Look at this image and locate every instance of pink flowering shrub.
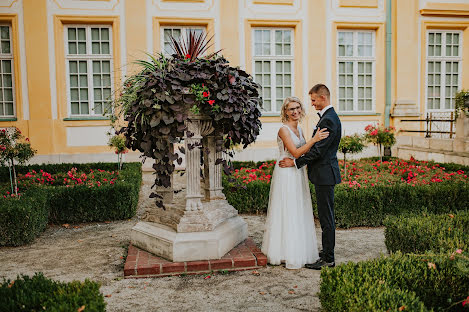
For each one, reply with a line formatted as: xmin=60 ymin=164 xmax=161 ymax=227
xmin=364 ymin=124 xmax=396 ymax=161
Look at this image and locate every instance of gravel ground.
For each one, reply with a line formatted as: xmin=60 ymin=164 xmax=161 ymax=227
xmin=0 ymin=171 xmax=388 ymax=312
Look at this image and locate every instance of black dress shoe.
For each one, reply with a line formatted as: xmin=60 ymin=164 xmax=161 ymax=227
xmin=305 ymin=259 xmax=335 ymax=270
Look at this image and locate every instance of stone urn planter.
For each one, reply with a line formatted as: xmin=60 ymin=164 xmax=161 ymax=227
xmin=130 ymin=114 xmax=248 ymax=262
xmin=115 ymin=31 xmax=261 ymax=262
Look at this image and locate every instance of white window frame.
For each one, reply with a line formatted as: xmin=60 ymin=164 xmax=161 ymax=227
xmin=252 ymin=27 xmax=295 ymax=115
xmin=336 ymin=30 xmax=376 ymax=113
xmin=425 ymin=30 xmax=462 ymax=112
xmin=64 ymin=24 xmax=114 ymax=117
xmin=0 ymin=24 xmax=15 ymax=118
xmin=160 ymin=26 xmax=206 ymax=56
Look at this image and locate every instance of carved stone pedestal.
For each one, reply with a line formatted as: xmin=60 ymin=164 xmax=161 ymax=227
xmin=131 ymin=214 xmax=247 ymax=262
xmin=131 ymin=114 xmax=248 ymax=262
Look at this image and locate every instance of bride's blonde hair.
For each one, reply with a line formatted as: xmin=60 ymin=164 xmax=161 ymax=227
xmin=280 ymin=97 xmax=306 ymax=123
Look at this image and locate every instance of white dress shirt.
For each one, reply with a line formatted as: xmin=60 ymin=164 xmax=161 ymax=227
xmin=318 ymin=104 xmax=333 ymax=117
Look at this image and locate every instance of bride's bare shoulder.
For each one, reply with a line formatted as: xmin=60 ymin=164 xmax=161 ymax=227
xmin=278 ymin=125 xmax=289 ymax=136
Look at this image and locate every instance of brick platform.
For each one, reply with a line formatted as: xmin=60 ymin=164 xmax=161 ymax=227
xmin=124 ymin=238 xmax=267 ymax=278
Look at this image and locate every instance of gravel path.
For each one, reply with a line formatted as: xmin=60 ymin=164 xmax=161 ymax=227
xmin=0 ymin=172 xmax=387 ymax=312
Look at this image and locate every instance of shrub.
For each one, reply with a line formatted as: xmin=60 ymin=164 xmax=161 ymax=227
xmin=222 ymin=178 xmax=271 ymax=214
xmin=0 ymin=187 xmax=48 ymax=246
xmin=364 ymin=124 xmax=396 ymax=162
xmin=339 ymin=134 xmax=365 ymax=177
xmin=0 ymin=162 xmax=142 ymax=245
xmin=223 ymin=178 xmax=468 ymax=228
xmin=335 ymin=181 xmax=469 ymax=228
xmin=0 ymin=127 xmax=36 ymax=196
xmin=47 ymin=163 xmax=142 ymax=223
xmin=319 ymin=252 xmax=469 ymax=312
xmin=0 ymin=273 xmax=106 ymax=312
xmin=384 ymin=211 xmax=469 ymax=254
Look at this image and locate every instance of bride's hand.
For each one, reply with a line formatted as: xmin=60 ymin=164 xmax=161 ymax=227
xmin=313 ymin=127 xmax=329 ymax=143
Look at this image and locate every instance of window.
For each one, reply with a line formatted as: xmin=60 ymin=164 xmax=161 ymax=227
xmin=252 ymin=28 xmax=294 ymax=113
xmin=0 ymin=25 xmax=14 ymax=117
xmin=426 ymin=31 xmax=461 ymax=111
xmin=161 ymin=27 xmax=205 ymax=55
xmin=337 ymin=30 xmax=375 ymax=112
xmin=65 ymin=25 xmax=113 ymax=116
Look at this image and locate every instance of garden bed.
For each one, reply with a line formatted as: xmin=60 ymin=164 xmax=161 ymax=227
xmin=0 ymin=162 xmax=142 ymax=246
xmin=223 ymin=158 xmax=469 ymax=227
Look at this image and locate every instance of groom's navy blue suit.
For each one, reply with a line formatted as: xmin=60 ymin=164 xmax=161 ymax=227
xmin=295 ymin=107 xmax=341 ymax=262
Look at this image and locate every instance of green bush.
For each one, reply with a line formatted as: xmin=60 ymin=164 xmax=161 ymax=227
xmin=334 ymin=181 xmax=469 ymax=228
xmin=0 ymin=187 xmax=49 ymax=246
xmin=222 ymin=178 xmax=271 ymax=214
xmin=319 ymin=252 xmax=469 ymax=312
xmin=223 ymin=178 xmax=469 ymax=228
xmin=384 ymin=211 xmax=469 ymax=254
xmin=0 ymin=273 xmax=106 ymax=312
xmin=48 ymin=162 xmax=142 ymax=223
xmin=0 ymin=162 xmax=142 ymax=245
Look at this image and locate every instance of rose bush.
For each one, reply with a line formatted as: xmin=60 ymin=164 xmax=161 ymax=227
xmin=364 ymin=124 xmax=396 ymax=161
xmin=228 ymin=158 xmax=468 ymax=187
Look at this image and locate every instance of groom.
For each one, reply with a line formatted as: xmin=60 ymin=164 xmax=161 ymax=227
xmin=279 ymin=84 xmax=341 ymax=269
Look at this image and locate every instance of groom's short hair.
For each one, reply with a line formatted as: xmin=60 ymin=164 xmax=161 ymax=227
xmin=309 ymin=84 xmax=330 ymax=99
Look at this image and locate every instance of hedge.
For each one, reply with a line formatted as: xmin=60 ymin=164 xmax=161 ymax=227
xmin=384 ymin=211 xmax=469 ymax=254
xmin=47 ymin=162 xmax=142 ymax=223
xmin=0 ymin=187 xmax=49 ymax=246
xmin=0 ymin=273 xmax=106 ymax=312
xmin=223 ymin=178 xmax=469 ymax=228
xmin=0 ymin=162 xmax=142 ymax=246
xmin=319 ymin=252 xmax=469 ymax=312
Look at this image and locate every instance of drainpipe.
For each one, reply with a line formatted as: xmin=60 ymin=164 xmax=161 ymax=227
xmin=385 ymin=0 xmax=392 ymax=127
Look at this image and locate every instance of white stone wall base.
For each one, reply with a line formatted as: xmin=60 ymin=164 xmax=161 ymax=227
xmin=130 ymin=216 xmax=248 ymax=262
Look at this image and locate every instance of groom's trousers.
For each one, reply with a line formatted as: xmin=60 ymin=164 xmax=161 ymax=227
xmin=314 ymin=184 xmax=335 ymax=262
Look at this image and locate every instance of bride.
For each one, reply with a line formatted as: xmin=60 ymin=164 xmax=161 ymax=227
xmin=261 ymin=96 xmax=329 ymax=269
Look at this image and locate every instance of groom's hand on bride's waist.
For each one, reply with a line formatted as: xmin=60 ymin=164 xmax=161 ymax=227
xmin=279 ymin=157 xmax=295 ymax=168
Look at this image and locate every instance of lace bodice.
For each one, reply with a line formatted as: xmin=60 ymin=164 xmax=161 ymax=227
xmin=277 ymin=124 xmax=306 ymax=158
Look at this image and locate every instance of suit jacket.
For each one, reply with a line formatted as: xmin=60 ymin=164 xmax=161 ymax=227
xmin=296 ymin=107 xmax=342 ymax=185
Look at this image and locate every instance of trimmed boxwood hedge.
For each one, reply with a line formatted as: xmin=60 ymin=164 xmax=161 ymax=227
xmin=384 ymin=211 xmax=469 ymax=254
xmin=223 ymin=177 xmax=469 ymax=228
xmin=0 ymin=273 xmax=106 ymax=312
xmin=0 ymin=162 xmax=142 ymax=246
xmin=0 ymin=187 xmax=49 ymax=246
xmin=47 ymin=162 xmax=142 ymax=223
xmin=319 ymin=252 xmax=469 ymax=312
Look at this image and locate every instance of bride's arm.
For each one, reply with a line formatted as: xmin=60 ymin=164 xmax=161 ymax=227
xmin=278 ymin=127 xmax=329 ymax=159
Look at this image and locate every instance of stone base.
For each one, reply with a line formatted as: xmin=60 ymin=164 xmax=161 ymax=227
xmin=130 ymin=216 xmax=248 ymax=262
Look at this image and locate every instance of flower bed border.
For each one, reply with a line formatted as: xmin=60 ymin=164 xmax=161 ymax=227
xmin=0 ymin=162 xmax=142 ymax=246
xmin=224 ymin=158 xmax=469 ymax=228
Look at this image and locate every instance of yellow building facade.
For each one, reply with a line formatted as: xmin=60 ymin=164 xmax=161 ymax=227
xmin=0 ymin=0 xmax=468 ymax=163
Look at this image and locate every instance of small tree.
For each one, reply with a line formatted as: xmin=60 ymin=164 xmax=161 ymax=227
xmin=455 ymin=89 xmax=469 ymax=118
xmin=339 ymin=134 xmax=365 ymax=177
xmin=108 ymin=134 xmax=128 ymax=171
xmin=364 ymin=124 xmax=396 ymax=162
xmin=0 ymin=127 xmax=36 ymax=195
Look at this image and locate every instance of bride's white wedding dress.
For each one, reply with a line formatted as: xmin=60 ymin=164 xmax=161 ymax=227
xmin=261 ymin=124 xmax=319 ymax=269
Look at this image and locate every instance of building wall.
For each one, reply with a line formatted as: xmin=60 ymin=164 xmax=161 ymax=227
xmin=0 ymin=0 xmax=468 ymax=164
